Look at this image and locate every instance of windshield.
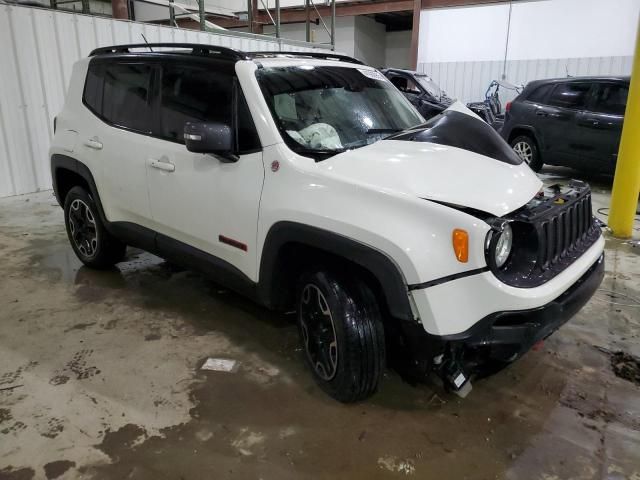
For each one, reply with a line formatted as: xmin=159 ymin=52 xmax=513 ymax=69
xmin=256 ymin=66 xmax=425 ymax=159
xmin=415 ymin=75 xmax=445 ymax=100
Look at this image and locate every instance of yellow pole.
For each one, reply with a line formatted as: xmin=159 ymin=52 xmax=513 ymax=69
xmin=608 ymin=16 xmax=640 ymax=238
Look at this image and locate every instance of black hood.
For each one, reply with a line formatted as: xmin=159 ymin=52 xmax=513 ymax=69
xmin=387 ymin=110 xmax=523 ymax=166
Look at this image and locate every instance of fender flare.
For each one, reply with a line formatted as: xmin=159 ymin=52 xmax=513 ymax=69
xmin=508 ymin=125 xmax=544 ymax=151
xmin=258 ymin=222 xmax=414 ymax=321
xmin=51 ymin=154 xmax=109 ymax=226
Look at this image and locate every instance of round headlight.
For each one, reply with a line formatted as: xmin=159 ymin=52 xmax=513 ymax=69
xmin=494 ymin=223 xmax=513 ymax=268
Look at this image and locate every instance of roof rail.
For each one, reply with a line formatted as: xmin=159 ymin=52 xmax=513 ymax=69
xmin=247 ymin=51 xmax=364 ymax=65
xmin=89 ymin=43 xmax=250 ymax=61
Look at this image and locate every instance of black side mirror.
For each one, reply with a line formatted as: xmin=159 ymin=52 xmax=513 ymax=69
xmin=184 ymin=122 xmax=238 ymax=162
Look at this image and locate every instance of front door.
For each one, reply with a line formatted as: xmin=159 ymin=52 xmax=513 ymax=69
xmin=145 ymin=61 xmax=264 ymax=281
xmin=575 ymin=81 xmax=628 ymax=173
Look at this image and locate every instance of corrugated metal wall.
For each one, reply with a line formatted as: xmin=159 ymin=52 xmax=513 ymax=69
xmin=0 ymin=5 xmax=328 ymax=198
xmin=418 ymin=56 xmax=634 ymax=105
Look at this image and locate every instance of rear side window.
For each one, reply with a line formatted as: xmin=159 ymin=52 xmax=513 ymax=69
xmin=102 ymin=63 xmax=154 ymax=132
xmin=84 ymin=62 xmax=154 ymax=133
xmin=526 ymin=84 xmax=553 ymax=104
xmin=590 ymin=83 xmax=628 ymax=115
xmin=159 ymin=65 xmax=232 ymax=143
xmin=547 ymin=82 xmax=591 ymax=109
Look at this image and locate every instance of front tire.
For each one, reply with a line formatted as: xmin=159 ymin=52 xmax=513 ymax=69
xmin=511 ymin=135 xmax=543 ymax=172
xmin=296 ymin=270 xmax=385 ymax=403
xmin=63 ymin=186 xmax=126 ymax=269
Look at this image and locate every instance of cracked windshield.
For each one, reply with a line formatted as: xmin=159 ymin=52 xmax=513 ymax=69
xmin=256 ymin=65 xmax=425 ymax=158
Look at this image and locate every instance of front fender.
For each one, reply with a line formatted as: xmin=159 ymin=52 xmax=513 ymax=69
xmin=259 ymin=221 xmax=414 ymax=321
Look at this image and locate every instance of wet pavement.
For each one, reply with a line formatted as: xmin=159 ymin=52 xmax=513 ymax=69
xmin=0 ymin=168 xmax=639 ymax=480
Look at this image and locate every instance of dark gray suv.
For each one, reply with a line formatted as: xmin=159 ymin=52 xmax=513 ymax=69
xmin=501 ymin=76 xmax=629 ymax=173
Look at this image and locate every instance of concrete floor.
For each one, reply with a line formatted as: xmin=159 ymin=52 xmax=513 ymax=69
xmin=0 ymin=168 xmax=639 ymax=480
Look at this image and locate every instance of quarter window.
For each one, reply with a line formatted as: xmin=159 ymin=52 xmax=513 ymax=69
xmin=101 ymin=63 xmax=154 ymax=132
xmin=591 ymin=83 xmax=628 ymax=115
xmin=236 ymin=90 xmax=261 ymax=152
xmin=547 ymin=83 xmax=591 ymax=109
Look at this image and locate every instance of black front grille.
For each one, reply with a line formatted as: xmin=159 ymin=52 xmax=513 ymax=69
xmin=490 ymin=180 xmax=601 ymax=288
xmin=536 ymin=193 xmax=594 ymax=271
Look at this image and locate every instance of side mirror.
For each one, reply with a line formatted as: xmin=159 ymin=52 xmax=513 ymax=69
xmin=184 ymin=122 xmax=238 ymax=162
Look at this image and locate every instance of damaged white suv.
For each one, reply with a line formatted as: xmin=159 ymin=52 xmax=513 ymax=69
xmin=50 ymin=44 xmax=604 ymax=402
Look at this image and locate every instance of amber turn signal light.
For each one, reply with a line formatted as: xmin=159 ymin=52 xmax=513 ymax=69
xmin=452 ymin=229 xmax=469 ymax=263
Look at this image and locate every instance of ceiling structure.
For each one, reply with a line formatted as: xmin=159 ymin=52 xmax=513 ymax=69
xmin=171 ymin=0 xmax=512 ymax=32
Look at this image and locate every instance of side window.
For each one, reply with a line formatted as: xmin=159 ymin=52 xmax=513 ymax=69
xmin=83 ymin=62 xmax=104 ymax=115
xmin=102 ymin=63 xmax=153 ymax=132
xmin=159 ymin=65 xmax=232 ymax=143
xmin=547 ymin=82 xmax=591 ymax=109
xmin=390 ymin=75 xmax=420 ymax=95
xmin=389 ymin=75 xmax=408 ymax=91
xmin=590 ymin=83 xmax=628 ymax=115
xmin=526 ymin=84 xmax=553 ymax=104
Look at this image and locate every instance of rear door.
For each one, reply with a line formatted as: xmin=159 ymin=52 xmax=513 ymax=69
xmin=575 ymin=81 xmax=628 ymax=173
xmin=538 ymin=81 xmax=591 ymax=167
xmin=84 ymin=60 xmax=156 ymax=228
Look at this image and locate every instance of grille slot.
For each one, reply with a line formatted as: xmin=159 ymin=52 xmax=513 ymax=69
xmin=537 ymin=194 xmax=594 ymax=271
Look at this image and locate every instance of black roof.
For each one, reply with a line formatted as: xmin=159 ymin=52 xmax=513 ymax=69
xmin=89 ymin=43 xmax=363 ymax=65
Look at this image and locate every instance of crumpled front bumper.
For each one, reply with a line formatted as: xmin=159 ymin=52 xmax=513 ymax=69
xmin=450 ymin=253 xmax=604 ymax=362
xmin=391 ymin=252 xmax=604 ymax=385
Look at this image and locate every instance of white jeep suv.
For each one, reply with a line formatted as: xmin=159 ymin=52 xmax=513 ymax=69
xmin=50 ymin=44 xmax=605 ymax=402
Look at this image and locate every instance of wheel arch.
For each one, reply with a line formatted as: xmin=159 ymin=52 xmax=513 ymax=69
xmin=508 ymin=126 xmax=542 ymax=151
xmin=257 ymin=222 xmax=414 ymax=322
xmin=51 ymin=154 xmax=108 ymax=226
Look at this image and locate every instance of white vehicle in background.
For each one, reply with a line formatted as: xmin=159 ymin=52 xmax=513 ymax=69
xmin=50 ymin=44 xmax=604 ymax=402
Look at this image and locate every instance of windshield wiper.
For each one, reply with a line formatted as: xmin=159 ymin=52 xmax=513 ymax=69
xmin=290 ymin=145 xmax=346 ymax=161
xmin=366 ymin=128 xmax=403 ymax=135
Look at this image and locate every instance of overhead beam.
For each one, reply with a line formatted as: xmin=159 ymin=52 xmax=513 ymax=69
xmin=421 ymin=0 xmax=510 ymax=8
xmin=212 ymin=0 xmax=413 ymax=28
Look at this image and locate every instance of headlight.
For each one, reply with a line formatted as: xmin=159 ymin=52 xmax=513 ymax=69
xmin=493 ymin=223 xmax=513 ymax=268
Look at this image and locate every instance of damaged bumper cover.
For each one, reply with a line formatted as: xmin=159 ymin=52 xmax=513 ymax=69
xmin=393 ymin=253 xmax=604 ymax=386
xmin=447 ymin=253 xmax=604 ymax=361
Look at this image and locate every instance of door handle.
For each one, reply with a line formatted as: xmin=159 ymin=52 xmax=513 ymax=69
xmin=149 ymin=159 xmax=175 ymax=172
xmin=535 ymin=110 xmax=548 ymax=117
xmin=84 ymin=137 xmax=103 ymax=150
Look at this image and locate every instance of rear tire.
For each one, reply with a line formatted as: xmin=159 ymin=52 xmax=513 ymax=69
xmin=511 ymin=135 xmax=543 ymax=172
xmin=296 ymin=270 xmax=385 ymax=403
xmin=63 ymin=186 xmax=126 ymax=269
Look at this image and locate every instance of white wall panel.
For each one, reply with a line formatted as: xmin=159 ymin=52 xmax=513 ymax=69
xmin=419 ymin=56 xmax=633 ymax=105
xmin=419 ymin=0 xmax=640 ymax=64
xmin=417 ymin=0 xmax=638 ymax=105
xmin=0 ymin=5 xmax=328 ymax=198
